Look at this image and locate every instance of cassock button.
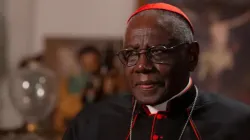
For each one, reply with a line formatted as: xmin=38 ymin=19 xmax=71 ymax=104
xmin=156 ymin=114 xmax=164 ymax=119
xmin=153 ymin=134 xmax=159 ymax=140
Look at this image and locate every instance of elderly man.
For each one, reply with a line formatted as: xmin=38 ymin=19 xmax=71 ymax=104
xmin=63 ymin=3 xmax=250 ymax=140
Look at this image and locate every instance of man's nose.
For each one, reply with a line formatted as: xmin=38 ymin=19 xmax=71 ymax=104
xmin=134 ymin=53 xmax=153 ymax=73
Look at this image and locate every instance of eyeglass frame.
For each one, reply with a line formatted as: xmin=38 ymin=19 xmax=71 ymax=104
xmin=116 ymin=42 xmax=195 ymax=67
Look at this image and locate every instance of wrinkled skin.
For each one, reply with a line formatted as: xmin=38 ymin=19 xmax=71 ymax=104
xmin=123 ymin=14 xmax=199 ymax=105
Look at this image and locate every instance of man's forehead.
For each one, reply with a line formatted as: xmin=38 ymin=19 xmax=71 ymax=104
xmin=128 ymin=28 xmax=154 ymax=37
xmin=125 ymin=23 xmax=169 ymax=39
xmin=124 ymin=26 xmax=172 ymax=47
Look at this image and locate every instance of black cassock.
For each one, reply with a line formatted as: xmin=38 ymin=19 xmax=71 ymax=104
xmin=63 ymin=85 xmax=250 ymax=140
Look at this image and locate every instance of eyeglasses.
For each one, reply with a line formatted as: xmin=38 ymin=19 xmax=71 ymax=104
xmin=116 ymin=42 xmax=190 ymax=67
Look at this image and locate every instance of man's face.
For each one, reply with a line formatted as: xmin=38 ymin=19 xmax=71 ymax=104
xmin=80 ymin=53 xmax=100 ymax=73
xmin=123 ymin=14 xmax=198 ymax=105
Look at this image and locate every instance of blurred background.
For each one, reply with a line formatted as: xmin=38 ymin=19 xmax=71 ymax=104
xmin=0 ymin=0 xmax=249 ymax=139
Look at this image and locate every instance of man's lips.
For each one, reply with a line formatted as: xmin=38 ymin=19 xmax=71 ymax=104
xmin=135 ymin=81 xmax=163 ymax=90
xmin=138 ymin=84 xmax=155 ymax=89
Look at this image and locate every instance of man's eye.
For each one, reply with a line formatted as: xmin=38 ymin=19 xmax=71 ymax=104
xmin=151 ymin=48 xmax=168 ymax=55
xmin=151 ymin=50 xmax=164 ymax=55
xmin=124 ymin=51 xmax=137 ymax=58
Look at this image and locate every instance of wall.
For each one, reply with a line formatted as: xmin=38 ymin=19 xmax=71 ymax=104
xmin=33 ymin=0 xmax=136 ymax=54
xmin=5 ymin=0 xmax=136 ymax=69
xmin=5 ymin=0 xmax=34 ymax=70
xmin=0 ymin=0 xmax=6 ymax=76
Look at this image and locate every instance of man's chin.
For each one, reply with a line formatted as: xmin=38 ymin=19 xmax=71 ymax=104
xmin=134 ymin=94 xmax=161 ymax=105
xmin=132 ymin=87 xmax=166 ymax=105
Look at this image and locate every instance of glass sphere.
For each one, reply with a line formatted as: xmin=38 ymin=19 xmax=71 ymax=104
xmin=8 ymin=67 xmax=57 ymax=123
xmin=0 ymin=75 xmax=24 ymax=130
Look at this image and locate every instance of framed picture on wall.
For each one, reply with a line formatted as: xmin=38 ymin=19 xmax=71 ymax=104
xmin=44 ymin=37 xmax=123 ymax=75
xmin=44 ymin=37 xmax=129 ymax=133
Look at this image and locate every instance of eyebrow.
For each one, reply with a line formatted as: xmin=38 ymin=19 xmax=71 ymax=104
xmin=123 ymin=44 xmax=140 ymax=50
xmin=123 ymin=43 xmax=173 ymax=50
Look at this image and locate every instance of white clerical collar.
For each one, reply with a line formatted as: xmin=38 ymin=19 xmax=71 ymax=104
xmin=146 ymin=77 xmax=193 ymax=114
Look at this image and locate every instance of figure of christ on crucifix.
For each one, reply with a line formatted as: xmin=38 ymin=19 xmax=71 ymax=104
xmin=194 ymin=10 xmax=250 ymax=92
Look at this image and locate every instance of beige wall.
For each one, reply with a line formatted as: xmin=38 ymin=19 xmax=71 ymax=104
xmin=34 ymin=0 xmax=136 ymax=53
xmin=5 ymin=0 xmax=35 ymax=70
xmin=0 ymin=0 xmax=6 ymax=76
xmin=5 ymin=0 xmax=136 ymax=69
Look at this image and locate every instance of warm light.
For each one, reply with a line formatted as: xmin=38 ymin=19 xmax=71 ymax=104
xmin=37 ymin=88 xmax=45 ymax=97
xmin=27 ymin=123 xmax=37 ymax=132
xmin=22 ymin=81 xmax=30 ymax=89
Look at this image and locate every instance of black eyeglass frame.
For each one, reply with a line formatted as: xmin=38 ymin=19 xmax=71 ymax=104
xmin=116 ymin=42 xmax=195 ymax=67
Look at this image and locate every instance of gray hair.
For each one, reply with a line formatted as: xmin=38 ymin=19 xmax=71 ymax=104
xmin=127 ymin=10 xmax=194 ymax=44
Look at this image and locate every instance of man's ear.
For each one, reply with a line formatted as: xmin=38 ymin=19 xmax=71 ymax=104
xmin=188 ymin=41 xmax=199 ymax=72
